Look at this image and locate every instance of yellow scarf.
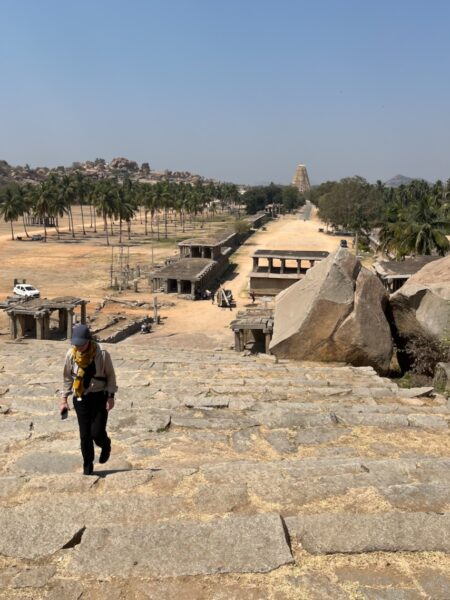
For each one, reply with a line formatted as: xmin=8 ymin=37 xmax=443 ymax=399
xmin=72 ymin=341 xmax=97 ymax=398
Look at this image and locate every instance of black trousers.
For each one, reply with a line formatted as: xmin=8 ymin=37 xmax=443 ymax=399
xmin=73 ymin=391 xmax=110 ymax=467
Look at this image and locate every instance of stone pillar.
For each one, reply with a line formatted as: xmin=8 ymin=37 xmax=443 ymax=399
xmin=310 ymin=260 xmax=315 ymax=269
xmin=9 ymin=315 xmax=17 ymax=340
xmin=36 ymin=316 xmax=44 ymax=340
xmin=66 ymin=309 xmax=74 ymax=340
xmin=201 ymin=248 xmax=205 ymax=258
xmin=252 ymin=257 xmax=258 ymax=271
xmin=280 ymin=260 xmax=285 ymax=274
xmin=17 ymin=315 xmax=27 ymax=338
xmin=177 ymin=280 xmax=182 ymax=294
xmin=268 ymin=258 xmax=273 ymax=273
xmin=265 ymin=333 xmax=272 ymax=354
xmin=153 ymin=297 xmax=159 ymax=323
xmin=234 ymin=331 xmax=241 ymax=351
xmin=42 ymin=314 xmax=50 ymax=339
xmin=80 ymin=303 xmax=87 ymax=324
xmin=190 ymin=281 xmax=195 ymax=297
xmin=296 ymin=260 xmax=301 ymax=274
xmin=58 ymin=309 xmax=67 ymax=332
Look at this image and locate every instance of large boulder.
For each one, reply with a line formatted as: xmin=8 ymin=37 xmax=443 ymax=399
xmin=269 ymin=248 xmax=393 ymax=374
xmin=390 ymin=254 xmax=450 ymax=340
xmin=389 ymin=255 xmax=450 ymax=371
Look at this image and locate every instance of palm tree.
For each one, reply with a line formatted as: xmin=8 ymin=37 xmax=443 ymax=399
xmin=48 ymin=191 xmax=69 ymax=240
xmin=72 ymin=171 xmax=88 ymax=235
xmin=59 ymin=174 xmax=77 ymax=238
xmin=140 ymin=183 xmax=154 ymax=236
xmin=379 ymin=181 xmax=450 ymax=258
xmin=93 ymin=180 xmax=116 ymax=246
xmin=33 ymin=180 xmax=55 ymax=242
xmin=20 ymin=184 xmax=34 ymax=238
xmin=153 ymin=182 xmax=164 ymax=240
xmin=0 ymin=185 xmax=21 ymax=240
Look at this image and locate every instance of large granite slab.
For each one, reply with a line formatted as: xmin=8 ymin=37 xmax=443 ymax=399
xmin=286 ymin=512 xmax=450 ymax=553
xmin=69 ymin=513 xmax=293 ymax=577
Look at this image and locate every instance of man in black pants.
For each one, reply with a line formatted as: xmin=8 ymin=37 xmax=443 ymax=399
xmin=60 ymin=324 xmax=118 ymax=475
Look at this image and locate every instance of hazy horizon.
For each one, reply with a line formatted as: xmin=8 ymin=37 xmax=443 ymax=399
xmin=2 ymin=0 xmax=450 ymax=185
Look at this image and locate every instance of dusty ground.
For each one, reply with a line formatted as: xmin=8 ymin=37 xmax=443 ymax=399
xmin=0 ymin=206 xmax=350 ymax=347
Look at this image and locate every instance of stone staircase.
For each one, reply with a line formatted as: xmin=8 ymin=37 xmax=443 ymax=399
xmin=1 ymin=339 xmax=450 ymax=599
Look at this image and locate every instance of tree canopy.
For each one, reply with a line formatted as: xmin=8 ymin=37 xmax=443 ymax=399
xmin=243 ymin=183 xmax=305 ymax=214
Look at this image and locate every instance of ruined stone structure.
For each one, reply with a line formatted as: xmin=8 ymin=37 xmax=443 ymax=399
xmin=5 ymin=296 xmax=88 ymax=340
xmin=152 ymin=231 xmax=235 ymax=299
xmin=24 ymin=215 xmax=56 ymax=227
xmin=264 ymin=203 xmax=282 ymax=217
xmin=230 ymin=308 xmax=274 ymax=353
xmin=374 ymin=256 xmax=441 ymax=293
xmin=178 ymin=232 xmax=235 ymax=260
xmin=249 ymin=250 xmax=329 ymax=296
xmin=291 ymin=163 xmax=310 ymax=193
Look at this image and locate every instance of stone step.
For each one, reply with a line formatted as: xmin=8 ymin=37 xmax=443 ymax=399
xmin=1 ymin=338 xmax=449 ymax=599
xmin=286 ymin=512 xmax=450 ymax=554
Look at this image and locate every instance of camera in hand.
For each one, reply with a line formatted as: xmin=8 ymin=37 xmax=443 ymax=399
xmin=60 ymin=406 xmax=68 ymax=420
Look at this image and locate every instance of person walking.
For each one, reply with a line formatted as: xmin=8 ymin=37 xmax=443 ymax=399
xmin=60 ymin=324 xmax=118 ymax=475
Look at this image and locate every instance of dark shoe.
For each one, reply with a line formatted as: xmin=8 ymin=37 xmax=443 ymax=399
xmin=99 ymin=442 xmax=111 ymax=464
xmin=83 ymin=463 xmax=94 ymax=476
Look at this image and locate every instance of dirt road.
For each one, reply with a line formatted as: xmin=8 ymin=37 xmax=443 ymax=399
xmin=0 ymin=207 xmax=350 ymax=347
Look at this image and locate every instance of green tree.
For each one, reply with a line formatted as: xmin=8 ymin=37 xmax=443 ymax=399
xmin=33 ymin=179 xmax=56 ymax=242
xmin=93 ymin=180 xmax=116 ymax=246
xmin=72 ymin=171 xmax=89 ymax=235
xmin=0 ymin=185 xmax=21 ymax=240
xmin=380 ymin=180 xmax=450 ymax=258
xmin=282 ymin=186 xmax=304 ymax=212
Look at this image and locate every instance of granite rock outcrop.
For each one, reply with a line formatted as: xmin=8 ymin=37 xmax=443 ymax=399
xmin=269 ymin=248 xmax=393 ymax=374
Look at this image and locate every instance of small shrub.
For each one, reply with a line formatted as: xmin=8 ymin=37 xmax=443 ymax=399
xmin=402 ymin=334 xmax=449 ymax=377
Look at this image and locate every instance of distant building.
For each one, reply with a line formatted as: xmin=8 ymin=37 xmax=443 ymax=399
xmin=151 ymin=230 xmax=235 ymax=299
xmin=249 ymin=249 xmax=329 ymax=296
xmin=374 ymin=256 xmax=441 ymax=293
xmin=291 ymin=164 xmax=310 ymax=194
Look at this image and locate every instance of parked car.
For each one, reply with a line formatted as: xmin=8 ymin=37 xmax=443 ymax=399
xmin=340 ymin=239 xmax=348 ymax=248
xmin=13 ymin=284 xmax=40 ymax=298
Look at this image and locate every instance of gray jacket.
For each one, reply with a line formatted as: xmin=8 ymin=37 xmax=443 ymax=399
xmin=62 ymin=343 xmax=118 ymax=398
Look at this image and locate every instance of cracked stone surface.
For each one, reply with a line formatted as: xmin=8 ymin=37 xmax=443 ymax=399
xmin=1 ymin=339 xmax=450 ymax=598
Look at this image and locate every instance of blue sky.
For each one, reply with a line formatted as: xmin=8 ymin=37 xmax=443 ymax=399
xmin=1 ymin=0 xmax=450 ymax=185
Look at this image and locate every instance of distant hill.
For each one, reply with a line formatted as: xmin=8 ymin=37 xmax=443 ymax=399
xmin=384 ymin=174 xmax=415 ymax=188
xmin=0 ymin=157 xmax=212 ymax=188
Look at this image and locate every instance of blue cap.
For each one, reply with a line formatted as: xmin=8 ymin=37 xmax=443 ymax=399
xmin=71 ymin=324 xmax=91 ymax=346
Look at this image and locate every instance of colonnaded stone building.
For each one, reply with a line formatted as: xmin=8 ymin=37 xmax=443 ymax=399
xmin=291 ymin=163 xmax=310 ymax=193
xmin=151 ymin=230 xmax=236 ymax=298
xmin=249 ymin=249 xmax=329 ymax=296
xmin=152 ymin=213 xmax=268 ymax=299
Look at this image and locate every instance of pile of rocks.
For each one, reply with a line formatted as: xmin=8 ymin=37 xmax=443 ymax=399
xmin=270 ymin=249 xmax=450 ymax=378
